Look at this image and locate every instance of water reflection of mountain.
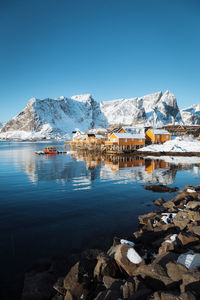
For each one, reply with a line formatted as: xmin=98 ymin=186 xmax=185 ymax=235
xmin=2 ymin=144 xmax=200 ymax=187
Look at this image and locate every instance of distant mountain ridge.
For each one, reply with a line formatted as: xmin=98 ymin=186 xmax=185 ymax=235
xmin=0 ymin=90 xmax=199 ymax=139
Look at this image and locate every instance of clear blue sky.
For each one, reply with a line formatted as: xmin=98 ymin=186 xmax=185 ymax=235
xmin=0 ymin=0 xmax=200 ymax=121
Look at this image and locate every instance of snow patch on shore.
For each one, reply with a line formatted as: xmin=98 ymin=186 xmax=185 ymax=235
xmin=140 ymin=137 xmax=200 ymax=153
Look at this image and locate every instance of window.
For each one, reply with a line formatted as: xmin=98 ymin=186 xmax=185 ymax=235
xmin=124 ymin=138 xmax=127 ymax=142
xmin=157 ymin=135 xmax=160 ymax=138
xmin=138 ymin=139 xmax=142 ymax=142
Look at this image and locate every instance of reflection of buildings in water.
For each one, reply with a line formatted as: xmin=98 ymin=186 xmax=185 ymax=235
xmin=5 ymin=145 xmax=200 ymax=187
xmin=101 ymin=157 xmax=176 ymax=185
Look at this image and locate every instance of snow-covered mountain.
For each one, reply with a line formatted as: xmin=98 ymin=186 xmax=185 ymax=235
xmin=0 ymin=90 xmax=199 ymax=140
xmin=0 ymin=122 xmax=3 ymax=130
xmin=0 ymin=94 xmax=107 ymax=140
xmin=100 ymin=90 xmax=181 ymax=127
xmin=180 ymin=104 xmax=200 ymax=125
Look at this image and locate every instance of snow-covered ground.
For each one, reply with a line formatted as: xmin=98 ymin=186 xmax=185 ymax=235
xmin=140 ymin=137 xmax=200 ymax=153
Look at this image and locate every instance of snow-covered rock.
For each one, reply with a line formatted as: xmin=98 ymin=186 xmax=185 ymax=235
xmin=180 ymin=104 xmax=200 ymax=125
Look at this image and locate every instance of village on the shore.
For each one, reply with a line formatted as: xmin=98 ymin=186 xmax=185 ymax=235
xmin=65 ymin=125 xmax=200 ymax=154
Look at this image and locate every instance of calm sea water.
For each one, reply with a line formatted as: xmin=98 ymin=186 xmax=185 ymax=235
xmin=0 ymin=141 xmax=200 ymax=296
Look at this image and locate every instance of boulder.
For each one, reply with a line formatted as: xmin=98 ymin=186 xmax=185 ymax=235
xmin=158 ymin=240 xmax=175 ymax=255
xmin=186 ymin=201 xmax=200 ymax=210
xmin=102 ymin=276 xmax=123 ymax=290
xmin=187 ymin=223 xmax=200 ymax=236
xmin=177 ymin=233 xmax=199 ymax=246
xmin=166 ymin=261 xmax=188 ymax=282
xmin=63 ymin=257 xmax=98 ymax=299
xmin=133 ymin=252 xmax=179 ymax=290
xmin=153 ymin=198 xmax=165 ymax=206
xmin=163 ymin=200 xmax=175 ymax=209
xmin=93 ymin=253 xmax=121 ymax=281
xmin=113 ymin=244 xmax=143 ymax=276
xmin=138 ymin=212 xmax=157 ymax=226
xmin=180 ymin=270 xmax=200 ymax=296
xmin=64 ymin=257 xmax=97 ymax=290
xmin=173 ymin=212 xmax=191 ymax=230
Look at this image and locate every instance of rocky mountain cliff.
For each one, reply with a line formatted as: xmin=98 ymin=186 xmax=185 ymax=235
xmin=0 ymin=90 xmax=199 ymax=139
xmin=180 ymin=104 xmax=200 ymax=125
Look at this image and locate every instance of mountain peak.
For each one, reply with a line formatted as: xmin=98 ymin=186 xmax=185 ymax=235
xmin=71 ymin=94 xmax=93 ymax=103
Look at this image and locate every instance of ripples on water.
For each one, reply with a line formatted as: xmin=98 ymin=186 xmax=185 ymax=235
xmin=0 ymin=141 xmax=200 ymax=297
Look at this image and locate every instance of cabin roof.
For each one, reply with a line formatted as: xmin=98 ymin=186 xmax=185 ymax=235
xmin=108 ymin=127 xmax=123 ymax=134
xmin=113 ymin=133 xmax=145 ymax=139
xmin=148 ymin=129 xmax=170 ymax=135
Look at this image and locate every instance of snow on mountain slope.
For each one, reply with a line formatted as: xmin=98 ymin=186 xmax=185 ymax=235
xmin=0 ymin=90 xmax=198 ymax=140
xmin=0 ymin=95 xmax=108 ymax=140
xmin=180 ymin=104 xmax=200 ymax=125
xmin=100 ymin=90 xmax=181 ymax=126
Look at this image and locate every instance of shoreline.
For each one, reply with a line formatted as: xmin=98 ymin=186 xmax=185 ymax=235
xmin=21 ymin=184 xmax=200 ymax=300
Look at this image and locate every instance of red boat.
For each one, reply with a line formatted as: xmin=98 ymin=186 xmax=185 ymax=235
xmin=43 ymin=146 xmax=58 ymax=154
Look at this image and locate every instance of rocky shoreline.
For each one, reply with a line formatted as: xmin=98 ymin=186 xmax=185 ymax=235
xmin=21 ymin=185 xmax=200 ymax=300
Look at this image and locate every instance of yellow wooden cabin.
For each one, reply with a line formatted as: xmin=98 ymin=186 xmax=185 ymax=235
xmin=105 ymin=132 xmax=145 ymax=151
xmin=145 ymin=129 xmax=170 ymax=144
